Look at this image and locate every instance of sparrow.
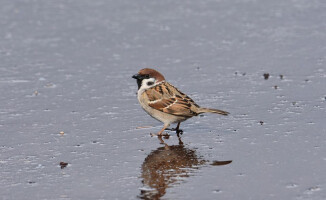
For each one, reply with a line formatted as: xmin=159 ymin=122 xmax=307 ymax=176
xmin=132 ymin=68 xmax=229 ymax=136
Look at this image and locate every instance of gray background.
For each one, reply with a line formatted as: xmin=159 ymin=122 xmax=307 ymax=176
xmin=1 ymin=0 xmax=325 ymax=199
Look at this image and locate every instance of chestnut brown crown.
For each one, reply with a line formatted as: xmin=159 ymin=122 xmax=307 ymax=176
xmin=138 ymin=68 xmax=165 ymax=82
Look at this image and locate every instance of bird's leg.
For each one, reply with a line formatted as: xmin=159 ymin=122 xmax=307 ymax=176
xmin=175 ymin=122 xmax=181 ymax=132
xmin=158 ymin=124 xmax=170 ymax=136
xmin=166 ymin=122 xmax=183 ymax=135
xmin=150 ymin=124 xmax=170 ymax=137
xmin=175 ymin=122 xmax=183 ymax=136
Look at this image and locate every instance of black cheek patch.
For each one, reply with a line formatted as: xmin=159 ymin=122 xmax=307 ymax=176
xmin=147 ymin=81 xmax=154 ymax=86
xmin=137 ymin=79 xmax=142 ymax=89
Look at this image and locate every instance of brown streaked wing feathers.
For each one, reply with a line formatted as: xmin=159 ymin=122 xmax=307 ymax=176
xmin=146 ymin=82 xmax=199 ymax=117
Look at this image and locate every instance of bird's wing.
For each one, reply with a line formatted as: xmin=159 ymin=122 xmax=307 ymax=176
xmin=145 ymin=82 xmax=199 ymax=117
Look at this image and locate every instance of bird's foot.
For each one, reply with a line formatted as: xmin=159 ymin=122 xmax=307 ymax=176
xmin=166 ymin=128 xmax=183 ymax=135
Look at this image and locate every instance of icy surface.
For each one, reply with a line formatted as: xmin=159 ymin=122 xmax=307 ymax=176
xmin=0 ymin=0 xmax=326 ymax=200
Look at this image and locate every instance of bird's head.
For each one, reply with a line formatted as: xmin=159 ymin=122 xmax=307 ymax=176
xmin=132 ymin=68 xmax=165 ymax=90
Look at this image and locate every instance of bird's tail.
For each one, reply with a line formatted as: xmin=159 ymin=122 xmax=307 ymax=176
xmin=197 ymin=107 xmax=229 ymax=116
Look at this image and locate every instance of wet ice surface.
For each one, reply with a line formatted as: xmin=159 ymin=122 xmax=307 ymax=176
xmin=1 ymin=0 xmax=326 ymax=199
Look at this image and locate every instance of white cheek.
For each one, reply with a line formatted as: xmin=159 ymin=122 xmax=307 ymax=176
xmin=138 ymin=78 xmax=156 ymax=95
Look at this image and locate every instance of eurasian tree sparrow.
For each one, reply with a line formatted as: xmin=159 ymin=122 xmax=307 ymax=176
xmin=132 ymin=68 xmax=229 ymax=136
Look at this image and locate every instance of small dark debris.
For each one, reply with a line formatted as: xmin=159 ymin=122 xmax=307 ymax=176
xmin=305 ymin=79 xmax=309 ymax=82
xmin=60 ymin=162 xmax=68 ymax=169
xmin=28 ymin=181 xmax=36 ymax=184
xmin=235 ymin=72 xmax=246 ymax=76
xmin=292 ymin=102 xmax=296 ymax=106
xmin=233 ymin=129 xmax=237 ymax=132
xmin=196 ymin=67 xmax=200 ymax=70
xmin=260 ymin=121 xmax=264 ymax=125
xmin=199 ymin=114 xmax=204 ymax=117
xmin=263 ymin=73 xmax=270 ymax=80
xmin=280 ymin=75 xmax=284 ymax=80
xmin=210 ymin=160 xmax=232 ymax=166
xmin=92 ymin=140 xmax=98 ymax=144
xmin=274 ymin=85 xmax=278 ymax=89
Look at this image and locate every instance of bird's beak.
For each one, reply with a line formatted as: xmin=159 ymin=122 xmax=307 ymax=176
xmin=132 ymin=74 xmax=142 ymax=80
xmin=132 ymin=74 xmax=144 ymax=89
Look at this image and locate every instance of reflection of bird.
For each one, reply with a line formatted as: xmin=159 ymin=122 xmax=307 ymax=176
xmin=139 ymin=140 xmax=205 ymax=200
xmin=132 ymin=68 xmax=229 ymax=136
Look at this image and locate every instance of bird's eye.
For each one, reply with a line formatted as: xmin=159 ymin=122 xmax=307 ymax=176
xmin=145 ymin=74 xmax=150 ymax=78
xmin=147 ymin=81 xmax=154 ymax=86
